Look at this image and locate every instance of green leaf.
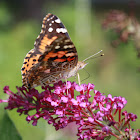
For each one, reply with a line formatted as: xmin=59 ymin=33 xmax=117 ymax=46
xmin=0 ymin=111 xmax=22 ymax=140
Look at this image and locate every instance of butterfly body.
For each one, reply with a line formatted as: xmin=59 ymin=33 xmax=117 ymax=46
xmin=21 ymin=13 xmax=86 ymax=89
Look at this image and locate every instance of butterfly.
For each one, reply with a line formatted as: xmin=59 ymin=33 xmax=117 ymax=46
xmin=21 ymin=13 xmax=87 ymax=89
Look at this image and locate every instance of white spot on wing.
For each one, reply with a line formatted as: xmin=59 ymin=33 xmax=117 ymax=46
xmin=40 ymin=29 xmax=44 ymax=34
xmin=64 ymin=39 xmax=70 ymax=43
xmin=64 ymin=45 xmax=74 ymax=49
xmin=55 ymin=18 xmax=61 ymax=23
xmin=42 ymin=24 xmax=45 ymax=28
xmin=48 ymin=27 xmax=53 ymax=32
xmin=65 ymin=53 xmax=75 ymax=57
xmin=37 ymin=35 xmax=40 ymax=39
xmin=55 ymin=46 xmax=60 ymax=49
xmin=56 ymin=28 xmax=67 ymax=33
xmin=49 ymin=23 xmax=52 ymax=26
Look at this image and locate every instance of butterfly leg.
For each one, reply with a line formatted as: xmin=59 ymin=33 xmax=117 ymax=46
xmin=77 ymin=73 xmax=81 ymax=85
xmin=65 ymin=78 xmax=68 ymax=94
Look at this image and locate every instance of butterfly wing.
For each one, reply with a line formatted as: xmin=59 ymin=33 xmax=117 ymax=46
xmin=21 ymin=13 xmax=78 ymax=89
xmin=34 ymin=13 xmax=70 ymax=52
xmin=26 ymin=36 xmax=78 ymax=88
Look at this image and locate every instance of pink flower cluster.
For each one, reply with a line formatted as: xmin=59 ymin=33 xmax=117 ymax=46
xmin=1 ymin=81 xmax=140 ymax=139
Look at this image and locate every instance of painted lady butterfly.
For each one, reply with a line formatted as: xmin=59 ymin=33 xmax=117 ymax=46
xmin=21 ymin=13 xmax=87 ymax=89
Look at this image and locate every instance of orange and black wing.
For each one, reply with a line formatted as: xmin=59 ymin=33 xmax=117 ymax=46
xmin=21 ymin=13 xmax=77 ymax=89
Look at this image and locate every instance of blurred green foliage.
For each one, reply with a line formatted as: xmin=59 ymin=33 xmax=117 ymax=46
xmin=0 ymin=112 xmax=22 ymax=140
xmin=0 ymin=1 xmax=140 ymax=140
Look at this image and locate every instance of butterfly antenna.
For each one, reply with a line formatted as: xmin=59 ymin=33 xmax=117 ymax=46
xmin=81 ymin=68 xmax=90 ymax=82
xmin=83 ymin=50 xmax=104 ymax=62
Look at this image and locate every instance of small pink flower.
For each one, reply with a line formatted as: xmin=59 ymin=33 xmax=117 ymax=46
xmin=61 ymin=96 xmax=68 ymax=103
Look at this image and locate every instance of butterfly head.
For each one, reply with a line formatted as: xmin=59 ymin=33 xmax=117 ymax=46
xmin=76 ymin=61 xmax=87 ymax=70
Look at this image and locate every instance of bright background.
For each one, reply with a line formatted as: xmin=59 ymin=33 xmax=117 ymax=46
xmin=0 ymin=0 xmax=140 ymax=140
